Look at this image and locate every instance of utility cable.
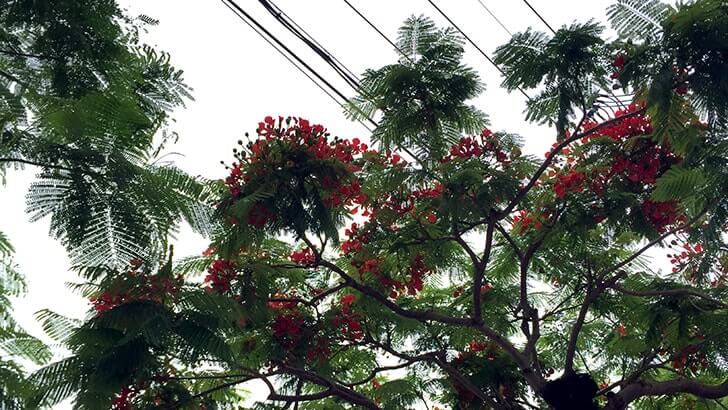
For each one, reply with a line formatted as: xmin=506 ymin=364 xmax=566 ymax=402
xmin=341 ymin=0 xmax=414 ymax=64
xmin=257 ymin=0 xmax=362 ymax=92
xmin=474 ymin=0 xmax=512 ymax=37
xmin=521 ymin=0 xmax=556 ymax=35
xmin=425 ymin=0 xmax=531 ymax=100
xmin=221 ymin=0 xmax=375 ymax=132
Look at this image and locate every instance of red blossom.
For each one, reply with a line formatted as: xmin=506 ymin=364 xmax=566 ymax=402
xmin=554 ymin=169 xmax=586 ymax=199
xmin=641 ymin=199 xmax=680 ymax=232
xmin=204 ymin=259 xmax=237 ymax=293
xmin=290 ymin=248 xmax=316 ymax=265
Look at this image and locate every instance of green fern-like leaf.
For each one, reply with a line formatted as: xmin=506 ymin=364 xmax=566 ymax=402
xmin=606 ymin=0 xmax=673 ymax=40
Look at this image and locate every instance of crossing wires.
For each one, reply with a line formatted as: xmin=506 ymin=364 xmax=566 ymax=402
xmin=220 ymin=0 xmax=376 ymax=131
xmin=424 ymin=0 xmax=531 ymax=100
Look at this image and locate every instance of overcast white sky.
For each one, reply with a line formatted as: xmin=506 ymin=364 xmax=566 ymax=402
xmin=1 ymin=0 xmax=623 ymax=407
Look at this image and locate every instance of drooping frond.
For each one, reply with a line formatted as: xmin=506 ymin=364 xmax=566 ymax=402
xmin=606 ymin=0 xmax=673 ymax=40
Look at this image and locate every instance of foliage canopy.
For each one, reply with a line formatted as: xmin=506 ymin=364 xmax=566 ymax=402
xmin=11 ymin=1 xmax=728 ymax=409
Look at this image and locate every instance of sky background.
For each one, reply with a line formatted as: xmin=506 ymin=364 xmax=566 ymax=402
xmin=1 ymin=0 xmax=630 ymax=406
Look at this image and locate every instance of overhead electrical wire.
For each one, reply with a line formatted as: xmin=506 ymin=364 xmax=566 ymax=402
xmin=340 ymin=0 xmax=414 ymax=64
xmin=474 ymin=0 xmax=513 ymax=37
xmin=220 ymin=0 xmax=376 ymax=131
xmin=424 ymin=0 xmax=531 ymax=100
xmin=521 ymin=0 xmax=556 ymax=34
xmin=257 ymin=0 xmax=362 ymax=92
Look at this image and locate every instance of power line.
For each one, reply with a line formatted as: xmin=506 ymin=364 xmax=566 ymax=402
xmin=340 ymin=0 xmax=414 ymax=64
xmin=261 ymin=0 xmax=360 ymax=82
xmin=521 ymin=0 xmax=556 ymax=35
xmin=474 ymin=0 xmax=512 ymax=37
xmin=220 ymin=0 xmax=375 ymax=132
xmin=257 ymin=0 xmax=362 ymax=92
xmin=424 ymin=0 xmax=531 ymax=100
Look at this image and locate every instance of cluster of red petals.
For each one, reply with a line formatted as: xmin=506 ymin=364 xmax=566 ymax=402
xmin=355 ymin=257 xmax=403 ymax=299
xmin=332 ymin=294 xmax=364 ymax=340
xmin=670 ymin=243 xmax=703 ymax=273
xmin=91 ymin=262 xmax=182 ymax=314
xmin=289 ymin=248 xmax=316 ymax=265
xmin=671 ymin=344 xmax=708 ymax=373
xmin=204 ymin=259 xmax=237 ymax=293
xmin=580 ymin=104 xmax=653 ymax=143
xmin=441 ymin=128 xmax=509 ymax=163
xmin=412 ymin=182 xmax=445 ymax=200
xmin=611 ymin=153 xmax=659 ymax=184
xmin=271 ymin=311 xmax=305 ymax=346
xmin=341 ymin=222 xmax=369 ymax=255
xmin=91 ymin=292 xmax=127 ymax=314
xmin=382 ymin=183 xmax=445 ymax=219
xmin=467 ymin=340 xmax=497 ymax=360
xmin=406 ymin=254 xmax=429 ymax=296
xmin=322 ymin=179 xmax=367 ymax=211
xmin=247 ymin=203 xmax=276 ymax=229
xmin=111 ymin=386 xmax=139 ymax=410
xmin=610 ymin=53 xmax=627 ymax=79
xmin=641 ymin=199 xmax=680 ymax=233
xmin=306 ymin=335 xmax=331 ymax=361
xmin=224 ymin=116 xmax=371 ymax=224
xmin=512 ymin=209 xmax=544 ymax=234
xmin=553 ymin=169 xmax=586 ymax=199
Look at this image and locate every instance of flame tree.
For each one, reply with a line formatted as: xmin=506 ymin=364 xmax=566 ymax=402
xmin=32 ymin=1 xmax=728 ymax=409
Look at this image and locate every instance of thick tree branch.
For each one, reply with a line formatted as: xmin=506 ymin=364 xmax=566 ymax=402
xmin=0 ymin=48 xmax=61 ymax=60
xmin=283 ymin=366 xmax=380 ymax=409
xmin=611 ymin=284 xmax=728 ymax=308
xmin=605 ymin=378 xmax=728 ymax=410
xmin=473 ymin=220 xmax=494 ymax=323
xmin=611 ymin=284 xmax=728 ymax=309
xmin=435 ymin=356 xmax=509 ymax=410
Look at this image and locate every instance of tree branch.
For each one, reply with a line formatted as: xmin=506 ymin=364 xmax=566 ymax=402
xmin=497 ymin=108 xmax=647 ymax=220
xmin=611 ymin=284 xmax=728 ymax=309
xmin=473 ymin=220 xmax=494 ymax=323
xmin=605 ymin=378 xmax=728 ymax=410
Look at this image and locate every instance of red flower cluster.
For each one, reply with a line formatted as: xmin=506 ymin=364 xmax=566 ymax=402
xmin=271 ymin=311 xmax=305 ymax=347
xmin=90 ymin=262 xmax=183 ymax=314
xmin=412 ymin=183 xmax=445 ymax=199
xmin=205 ymin=259 xmax=237 ymax=293
xmin=91 ymin=292 xmax=127 ymax=314
xmin=321 ymin=179 xmax=366 ymax=210
xmin=467 ymin=340 xmax=497 ymax=360
xmin=553 ymin=169 xmax=586 ymax=199
xmin=355 ymin=257 xmax=403 ymax=299
xmin=111 ymin=386 xmax=137 ymax=410
xmin=441 ymin=128 xmax=509 ymax=164
xmin=290 ymin=248 xmax=316 ymax=265
xmin=406 ymin=254 xmax=429 ymax=296
xmin=611 ymin=53 xmax=627 ymax=79
xmin=580 ymin=104 xmax=653 ymax=143
xmin=224 ymin=116 xmax=371 ymax=229
xmin=247 ymin=203 xmax=276 ymax=229
xmin=306 ymin=335 xmax=331 ymax=361
xmin=332 ymin=294 xmax=364 ymax=341
xmin=512 ymin=209 xmax=543 ymax=234
xmin=641 ymin=200 xmax=680 ymax=232
xmin=341 ymin=222 xmax=369 ymax=255
xmin=671 ymin=344 xmax=708 ymax=373
xmin=669 ymin=242 xmax=703 ymax=273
